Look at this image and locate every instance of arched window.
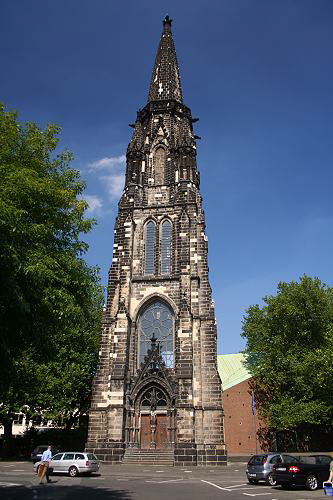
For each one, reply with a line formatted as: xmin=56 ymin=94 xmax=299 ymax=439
xmin=144 ymin=221 xmax=155 ymax=275
xmin=161 ymin=220 xmax=172 ymax=275
xmin=140 ymin=387 xmax=168 ymax=409
xmin=154 ymin=147 xmax=165 ymax=185
xmin=138 ymin=301 xmax=174 ymax=368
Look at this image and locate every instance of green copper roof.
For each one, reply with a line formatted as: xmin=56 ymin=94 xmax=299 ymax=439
xmin=217 ymin=353 xmax=251 ymax=390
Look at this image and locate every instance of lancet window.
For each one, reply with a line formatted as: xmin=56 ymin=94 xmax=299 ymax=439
xmin=143 ymin=219 xmax=172 ymax=276
xmin=144 ymin=221 xmax=155 ymax=275
xmin=161 ymin=220 xmax=172 ymax=274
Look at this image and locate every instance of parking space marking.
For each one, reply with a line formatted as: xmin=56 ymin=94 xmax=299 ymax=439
xmin=146 ymin=479 xmax=184 ymax=484
xmin=227 ymin=486 xmax=271 ymax=490
xmin=5 ymin=472 xmax=32 ymax=475
xmin=243 ymin=494 xmax=272 ymax=497
xmin=226 ymin=483 xmax=249 ymax=488
xmin=202 ymin=480 xmax=276 ymax=496
xmin=0 ymin=482 xmax=23 ymax=487
xmin=201 ymin=479 xmax=230 ymax=491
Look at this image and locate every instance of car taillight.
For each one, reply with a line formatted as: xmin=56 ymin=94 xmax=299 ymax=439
xmin=289 ymin=466 xmax=300 ymax=473
xmin=86 ymin=461 xmax=91 ymax=466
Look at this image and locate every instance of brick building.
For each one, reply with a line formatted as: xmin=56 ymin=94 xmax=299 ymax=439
xmin=218 ymin=354 xmax=263 ymax=455
xmin=86 ymin=16 xmax=227 ymax=466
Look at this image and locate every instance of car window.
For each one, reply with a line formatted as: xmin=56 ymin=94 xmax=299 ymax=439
xmin=302 ymin=455 xmax=332 ymax=465
xmin=52 ymin=453 xmax=63 ymax=461
xmin=75 ymin=454 xmax=85 ymax=460
xmin=301 ymin=456 xmax=316 ymax=464
xmin=310 ymin=455 xmax=332 ymax=465
xmin=248 ymin=455 xmax=267 ymax=465
xmin=63 ymin=453 xmax=74 ymax=460
xmin=87 ymin=453 xmax=98 ymax=460
xmin=270 ymin=455 xmax=282 ymax=464
xmin=282 ymin=455 xmax=300 ymax=464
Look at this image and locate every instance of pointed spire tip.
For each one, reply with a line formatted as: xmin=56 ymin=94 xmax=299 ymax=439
xmin=147 ymin=14 xmax=182 ymax=103
xmin=163 ymin=15 xmax=172 ymax=29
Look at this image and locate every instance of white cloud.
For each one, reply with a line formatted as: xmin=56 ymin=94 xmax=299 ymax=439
xmin=86 ymin=155 xmax=126 ymax=205
xmin=101 ymin=173 xmax=125 ymax=200
xmin=88 ymin=154 xmax=126 ymax=171
xmin=84 ymin=194 xmax=103 ymax=215
xmin=88 ymin=153 xmax=126 ymax=203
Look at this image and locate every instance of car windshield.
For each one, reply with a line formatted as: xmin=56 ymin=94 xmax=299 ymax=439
xmin=87 ymin=453 xmax=98 ymax=460
xmin=52 ymin=453 xmax=63 ymax=460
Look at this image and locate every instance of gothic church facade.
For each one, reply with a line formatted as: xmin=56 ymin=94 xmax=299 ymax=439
xmin=86 ymin=17 xmax=227 ymax=466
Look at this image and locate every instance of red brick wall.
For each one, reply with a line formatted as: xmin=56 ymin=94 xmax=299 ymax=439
xmin=223 ymin=378 xmax=263 ymax=454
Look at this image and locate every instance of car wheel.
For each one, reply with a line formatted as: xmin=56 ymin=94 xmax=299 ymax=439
xmin=68 ymin=466 xmax=79 ymax=478
xmin=266 ymin=473 xmax=277 ymax=487
xmin=305 ymin=474 xmax=318 ymax=491
xmin=248 ymin=478 xmax=259 ymax=484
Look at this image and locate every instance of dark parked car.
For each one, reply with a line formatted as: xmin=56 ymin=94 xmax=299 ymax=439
xmin=273 ymin=454 xmax=332 ymax=491
xmin=247 ymin=453 xmax=300 ymax=486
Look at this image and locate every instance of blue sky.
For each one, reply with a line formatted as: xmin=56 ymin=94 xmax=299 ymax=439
xmin=1 ymin=0 xmax=333 ymax=354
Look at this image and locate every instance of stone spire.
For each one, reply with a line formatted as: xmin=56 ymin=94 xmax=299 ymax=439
xmin=148 ymin=15 xmax=183 ymax=103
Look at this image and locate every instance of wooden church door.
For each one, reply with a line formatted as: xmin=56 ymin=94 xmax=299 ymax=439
xmin=140 ymin=415 xmax=151 ymax=449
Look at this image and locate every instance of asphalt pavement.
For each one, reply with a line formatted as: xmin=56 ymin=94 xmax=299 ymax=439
xmin=0 ymin=461 xmax=325 ymax=499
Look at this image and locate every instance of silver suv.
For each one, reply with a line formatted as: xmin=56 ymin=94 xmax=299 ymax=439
xmin=246 ymin=453 xmax=299 ymax=486
xmin=34 ymin=451 xmax=99 ymax=477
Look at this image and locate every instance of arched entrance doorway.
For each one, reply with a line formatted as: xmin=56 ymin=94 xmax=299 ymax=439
xmin=139 ymin=385 xmax=169 ymax=449
xmin=125 ymin=341 xmax=177 ymax=450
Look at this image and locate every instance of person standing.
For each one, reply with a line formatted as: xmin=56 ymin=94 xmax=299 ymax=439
xmin=39 ymin=445 xmax=52 ymax=484
xmin=326 ymin=454 xmax=333 ymax=483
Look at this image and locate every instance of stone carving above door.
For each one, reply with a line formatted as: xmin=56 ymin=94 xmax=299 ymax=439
xmin=128 ymin=340 xmax=177 ymax=407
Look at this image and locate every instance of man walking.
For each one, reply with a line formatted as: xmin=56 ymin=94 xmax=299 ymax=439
xmin=39 ymin=445 xmax=52 ymax=484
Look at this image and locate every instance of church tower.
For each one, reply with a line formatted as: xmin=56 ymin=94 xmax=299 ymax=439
xmin=86 ymin=16 xmax=227 ymax=466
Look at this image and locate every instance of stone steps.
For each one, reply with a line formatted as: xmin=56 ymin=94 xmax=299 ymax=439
xmin=122 ymin=449 xmax=174 ymax=466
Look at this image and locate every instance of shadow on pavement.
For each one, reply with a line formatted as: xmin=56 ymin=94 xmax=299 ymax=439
xmin=0 ymin=484 xmax=133 ymax=499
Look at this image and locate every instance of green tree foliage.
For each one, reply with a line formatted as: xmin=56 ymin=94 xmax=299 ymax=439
xmin=242 ymin=275 xmax=333 ymax=431
xmin=0 ymin=104 xmax=103 ymax=434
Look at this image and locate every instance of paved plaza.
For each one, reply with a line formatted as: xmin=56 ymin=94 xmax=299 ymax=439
xmin=0 ymin=461 xmax=325 ymax=499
